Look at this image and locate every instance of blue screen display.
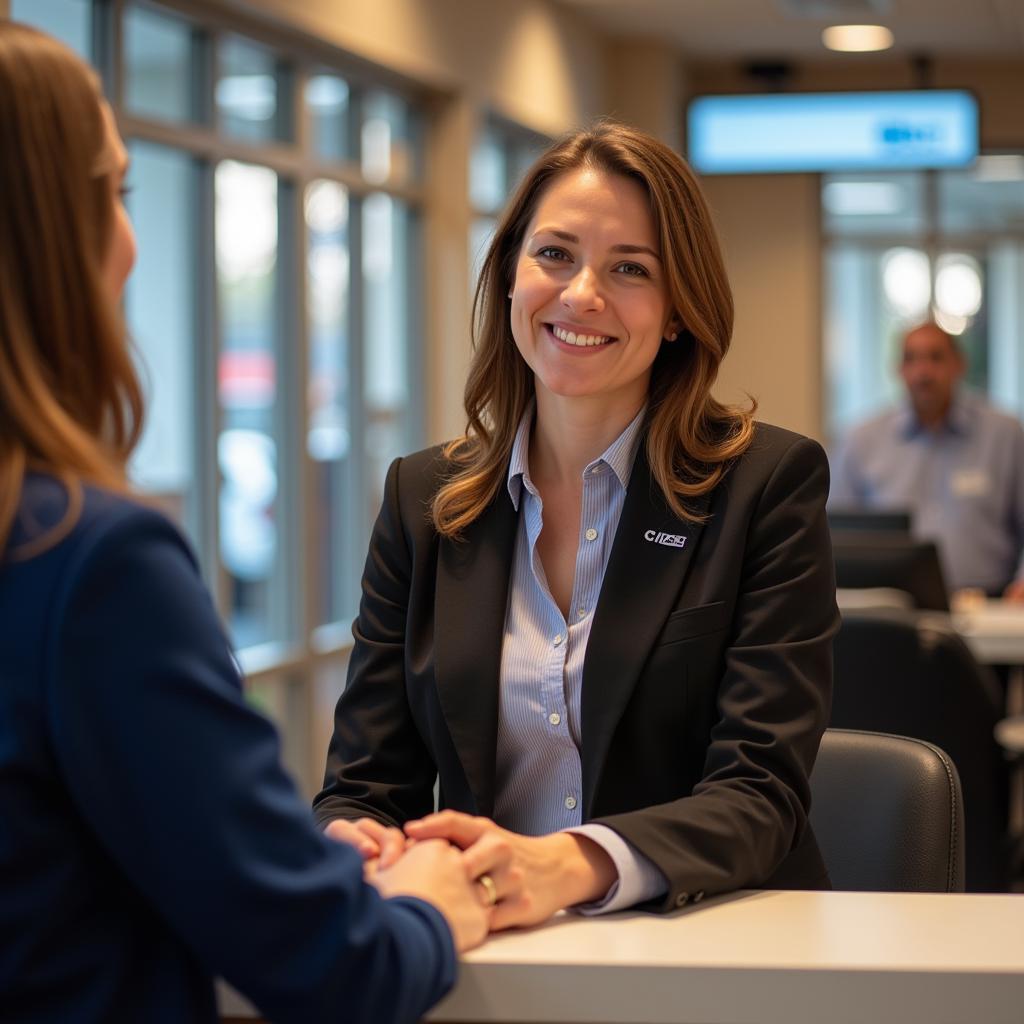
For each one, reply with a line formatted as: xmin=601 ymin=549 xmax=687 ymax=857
xmin=687 ymin=90 xmax=979 ymax=174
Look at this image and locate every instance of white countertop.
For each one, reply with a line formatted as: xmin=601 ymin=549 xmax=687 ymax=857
xmin=430 ymin=889 xmax=1024 ymax=1024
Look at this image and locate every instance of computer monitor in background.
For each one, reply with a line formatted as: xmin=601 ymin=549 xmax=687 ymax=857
xmin=831 ymin=534 xmax=950 ymax=612
xmin=828 ymin=508 xmax=913 ymax=534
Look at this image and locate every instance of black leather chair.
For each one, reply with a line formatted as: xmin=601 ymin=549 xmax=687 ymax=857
xmin=810 ymin=728 xmax=965 ymax=892
xmin=830 ymin=609 xmax=1008 ymax=891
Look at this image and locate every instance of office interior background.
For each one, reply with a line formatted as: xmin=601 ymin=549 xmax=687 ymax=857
xmin=6 ymin=0 xmax=1022 ymax=798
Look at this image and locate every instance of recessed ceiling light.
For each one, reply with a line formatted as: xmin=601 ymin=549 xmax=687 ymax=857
xmin=822 ymin=24 xmax=894 ymax=52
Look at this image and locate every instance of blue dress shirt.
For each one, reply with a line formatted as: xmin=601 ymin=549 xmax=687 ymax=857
xmin=495 ymin=406 xmax=667 ymax=912
xmin=829 ymin=391 xmax=1024 ymax=593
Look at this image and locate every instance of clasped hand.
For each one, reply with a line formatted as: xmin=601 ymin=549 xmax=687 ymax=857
xmin=325 ymin=812 xmax=615 ymax=931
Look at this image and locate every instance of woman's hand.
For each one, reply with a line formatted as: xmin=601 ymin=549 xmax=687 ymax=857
xmin=368 ymin=839 xmax=491 ymax=953
xmin=324 ymin=817 xmax=408 ymax=869
xmin=405 ymin=811 xmax=617 ymax=930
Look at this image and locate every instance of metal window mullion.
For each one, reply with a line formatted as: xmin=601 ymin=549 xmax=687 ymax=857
xmin=347 ymin=187 xmax=369 ymax=622
xmin=293 ymin=66 xmax=318 ymax=650
xmin=193 ymin=156 xmax=223 ymax=602
xmin=271 ymin=176 xmax=302 ymax=648
xmin=94 ymin=0 xmax=117 ymax=97
xmin=406 ymin=205 xmax=426 ymax=452
xmin=189 ymin=18 xmax=213 ymax=128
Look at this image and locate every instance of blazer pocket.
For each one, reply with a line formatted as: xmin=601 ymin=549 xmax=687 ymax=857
xmin=656 ymin=601 xmax=730 ymax=646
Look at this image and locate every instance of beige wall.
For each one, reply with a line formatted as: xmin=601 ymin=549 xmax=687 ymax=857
xmin=604 ymin=39 xmax=688 ymax=153
xmin=704 ymin=173 xmax=822 ymax=436
xmin=692 ymin=58 xmax=1024 ymax=441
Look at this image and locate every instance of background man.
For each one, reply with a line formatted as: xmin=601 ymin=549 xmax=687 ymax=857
xmin=830 ymin=321 xmax=1024 ymax=599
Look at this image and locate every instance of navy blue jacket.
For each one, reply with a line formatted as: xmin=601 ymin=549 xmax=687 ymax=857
xmin=0 ymin=475 xmax=455 ymax=1023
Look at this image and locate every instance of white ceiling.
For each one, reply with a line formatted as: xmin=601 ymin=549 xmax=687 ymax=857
xmin=556 ymin=0 xmax=1024 ymax=59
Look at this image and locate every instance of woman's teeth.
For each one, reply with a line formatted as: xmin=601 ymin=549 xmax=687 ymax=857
xmin=552 ymin=325 xmax=612 ymax=347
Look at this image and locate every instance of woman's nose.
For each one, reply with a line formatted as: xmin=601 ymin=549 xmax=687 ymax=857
xmin=561 ymin=266 xmax=604 ymax=313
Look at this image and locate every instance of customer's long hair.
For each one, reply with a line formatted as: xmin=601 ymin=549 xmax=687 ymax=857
xmin=0 ymin=23 xmax=143 ymax=558
xmin=433 ymin=121 xmax=754 ymax=538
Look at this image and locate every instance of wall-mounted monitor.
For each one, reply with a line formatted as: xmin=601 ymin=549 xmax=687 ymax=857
xmin=687 ymin=90 xmax=979 ymax=175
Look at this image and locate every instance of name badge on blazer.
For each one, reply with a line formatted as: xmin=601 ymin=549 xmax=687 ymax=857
xmin=950 ymin=468 xmax=990 ymax=497
xmin=644 ymin=529 xmax=687 ymax=549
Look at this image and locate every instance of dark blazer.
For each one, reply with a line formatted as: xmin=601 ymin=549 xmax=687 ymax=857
xmin=315 ymin=422 xmax=839 ymax=910
xmin=0 ymin=476 xmax=454 ymax=1024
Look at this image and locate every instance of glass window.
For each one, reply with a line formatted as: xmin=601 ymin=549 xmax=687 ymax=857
xmin=939 ymin=157 xmax=1024 ymax=235
xmin=822 ymin=172 xmax=927 ymax=238
xmin=360 ymin=90 xmax=423 ymax=186
xmin=124 ymin=4 xmax=201 ymax=125
xmin=469 ymin=215 xmax=496 ymax=294
xmin=823 ymin=159 xmax=1024 ymax=444
xmin=468 ymin=117 xmax=546 ymax=292
xmin=470 ymin=123 xmax=507 ymax=213
xmin=305 ymin=179 xmax=355 ymax=626
xmin=217 ymin=35 xmax=293 ymax=144
xmin=307 ymin=73 xmax=351 ymax=163
xmin=362 ymin=192 xmax=419 ymax=521
xmin=11 ymin=0 xmax=92 ymax=60
xmin=125 ymin=142 xmax=198 ymax=537
xmin=215 ymin=160 xmax=285 ymax=648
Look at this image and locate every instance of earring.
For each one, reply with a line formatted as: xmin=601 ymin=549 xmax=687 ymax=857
xmin=665 ymin=330 xmax=678 ymax=342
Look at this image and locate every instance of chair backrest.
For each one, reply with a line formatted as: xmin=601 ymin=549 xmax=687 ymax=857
xmin=830 ymin=610 xmax=1007 ymax=891
xmin=810 ymin=728 xmax=965 ymax=892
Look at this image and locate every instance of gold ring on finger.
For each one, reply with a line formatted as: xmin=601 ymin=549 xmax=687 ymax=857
xmin=477 ymin=872 xmax=498 ymax=907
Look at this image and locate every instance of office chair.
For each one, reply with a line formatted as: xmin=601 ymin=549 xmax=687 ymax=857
xmin=810 ymin=728 xmax=965 ymax=892
xmin=830 ymin=610 xmax=1008 ymax=891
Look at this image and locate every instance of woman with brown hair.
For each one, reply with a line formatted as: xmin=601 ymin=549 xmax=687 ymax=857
xmin=315 ymin=121 xmax=839 ymax=925
xmin=0 ymin=22 xmax=491 ymax=1023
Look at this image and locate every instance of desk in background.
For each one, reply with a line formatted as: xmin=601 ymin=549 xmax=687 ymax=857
xmin=953 ymin=599 xmax=1024 ymax=666
xmin=430 ymin=890 xmax=1024 ymax=1024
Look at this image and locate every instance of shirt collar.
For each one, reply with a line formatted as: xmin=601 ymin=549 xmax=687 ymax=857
xmin=896 ymin=390 xmax=973 ymax=438
xmin=506 ymin=402 xmax=646 ymax=512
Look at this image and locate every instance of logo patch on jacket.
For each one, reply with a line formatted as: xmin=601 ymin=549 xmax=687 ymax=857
xmin=644 ymin=529 xmax=687 ymax=549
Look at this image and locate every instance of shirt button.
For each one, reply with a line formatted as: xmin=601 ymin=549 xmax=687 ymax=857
xmin=584 ymin=527 xmax=598 ymax=541
xmin=578 ymin=607 xmax=586 ymax=619
xmin=548 ymin=712 xmax=561 ymax=726
xmin=553 ymin=634 xmax=563 ymax=647
xmin=564 ymin=795 xmax=577 ymax=810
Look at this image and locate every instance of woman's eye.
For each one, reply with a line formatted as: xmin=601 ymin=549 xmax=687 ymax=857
xmin=616 ymin=262 xmax=648 ymax=278
xmin=536 ymin=246 xmax=569 ymax=261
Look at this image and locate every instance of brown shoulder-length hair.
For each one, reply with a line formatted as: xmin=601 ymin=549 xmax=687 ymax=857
xmin=433 ymin=120 xmax=754 ymax=538
xmin=0 ymin=22 xmax=142 ymax=559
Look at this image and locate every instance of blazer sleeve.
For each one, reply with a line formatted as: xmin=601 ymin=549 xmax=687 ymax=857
xmin=46 ymin=503 xmax=454 ymax=1024
xmin=313 ymin=456 xmax=438 ymax=829
xmin=595 ymin=437 xmax=838 ymax=907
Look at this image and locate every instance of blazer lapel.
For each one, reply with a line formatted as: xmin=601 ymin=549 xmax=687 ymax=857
xmin=434 ymin=488 xmax=517 ymax=818
xmin=581 ymin=453 xmax=710 ymax=816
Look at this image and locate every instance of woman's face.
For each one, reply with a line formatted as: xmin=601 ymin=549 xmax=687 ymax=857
xmin=97 ymin=103 xmax=136 ymax=300
xmin=509 ymin=166 xmax=676 ymax=416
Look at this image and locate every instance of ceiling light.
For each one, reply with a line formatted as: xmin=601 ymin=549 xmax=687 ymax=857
xmin=822 ymin=24 xmax=894 ymax=52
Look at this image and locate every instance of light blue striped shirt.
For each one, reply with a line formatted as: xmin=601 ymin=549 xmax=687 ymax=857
xmin=494 ymin=405 xmax=667 ymax=912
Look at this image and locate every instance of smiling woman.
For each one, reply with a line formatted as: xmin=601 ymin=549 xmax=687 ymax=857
xmin=315 ymin=120 xmax=839 ymax=927
xmin=509 ymin=167 xmax=674 ymax=411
